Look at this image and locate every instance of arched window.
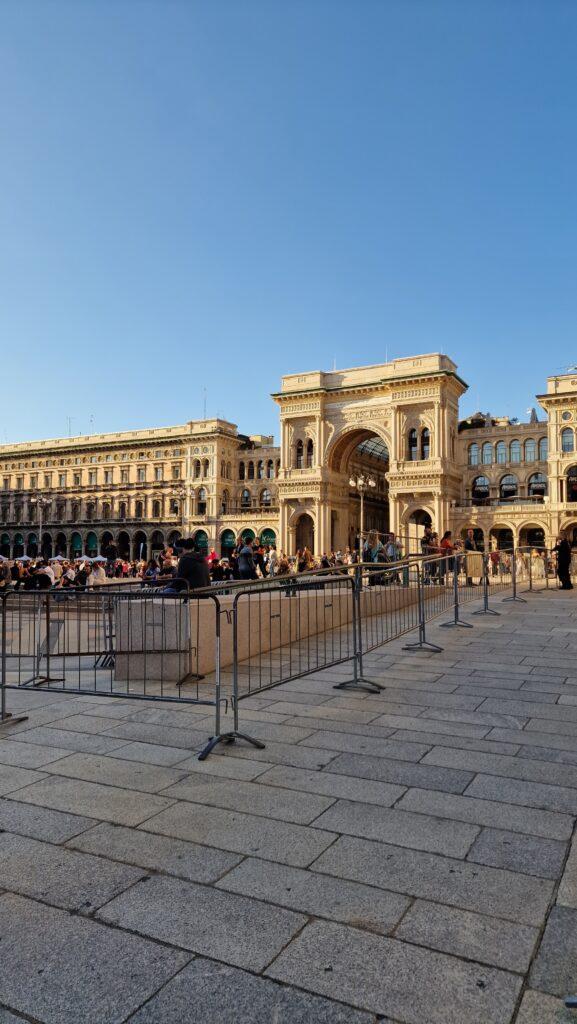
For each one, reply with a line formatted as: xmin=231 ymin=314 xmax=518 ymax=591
xmin=260 ymin=488 xmax=272 ymax=507
xmin=239 ymin=461 xmax=245 ymax=480
xmin=169 ymin=499 xmax=179 ymax=515
xmin=227 ymin=462 xmax=231 ymax=479
xmin=528 ymin=473 xmax=547 ymax=497
xmin=539 ymin=437 xmax=548 ymax=460
xmin=468 ymin=443 xmax=479 ymax=466
xmin=295 ymin=440 xmax=304 ymax=469
xmin=495 ymin=441 xmax=507 ymax=464
xmin=86 ymin=503 xmax=95 ymax=521
xmin=247 ymin=461 xmax=255 ymax=479
xmin=197 ymin=488 xmax=207 ymax=515
xmin=135 ymin=501 xmax=143 ymax=519
xmin=421 ymin=429 xmax=430 ymax=460
xmin=471 ymin=475 xmax=490 ymax=505
xmin=306 ymin=439 xmax=314 ymax=468
xmin=257 ymin=460 xmax=264 ymax=479
xmin=202 ymin=459 xmax=209 ymax=478
xmin=482 ymin=442 xmax=493 ymax=465
xmin=221 ymin=489 xmax=230 ymax=513
xmin=525 ymin=439 xmax=536 ymax=462
xmin=276 ymin=459 xmax=281 ymax=475
xmin=510 ymin=440 xmax=521 ymax=463
xmin=561 ymin=428 xmax=574 ymax=453
xmin=499 ymin=474 xmax=518 ymax=500
xmin=221 ymin=461 xmax=226 ymax=478
xmin=102 ymin=502 xmax=111 ymax=520
xmin=152 ymin=500 xmax=161 ymax=518
xmin=407 ymin=429 xmax=418 ymax=461
xmin=193 ymin=460 xmax=201 ymax=478
xmin=240 ymin=488 xmax=251 ymax=509
xmin=119 ymin=502 xmax=127 ymax=520
xmin=266 ymin=459 xmax=274 ymax=479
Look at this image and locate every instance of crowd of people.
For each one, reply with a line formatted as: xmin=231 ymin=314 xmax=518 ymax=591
xmin=0 ymin=528 xmax=573 ymax=592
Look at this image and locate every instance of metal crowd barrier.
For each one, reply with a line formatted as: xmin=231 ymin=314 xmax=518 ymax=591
xmin=0 ymin=548 xmax=552 ymax=758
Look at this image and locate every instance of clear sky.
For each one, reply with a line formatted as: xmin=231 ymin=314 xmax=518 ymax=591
xmin=1 ymin=0 xmax=576 ymax=444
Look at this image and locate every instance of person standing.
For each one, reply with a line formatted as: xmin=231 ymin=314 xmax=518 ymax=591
xmin=553 ymin=533 xmax=573 ymax=590
xmin=238 ymin=538 xmax=256 ymax=581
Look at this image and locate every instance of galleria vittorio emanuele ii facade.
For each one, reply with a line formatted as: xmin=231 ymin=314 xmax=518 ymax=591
xmin=1 ymin=352 xmax=577 ymax=559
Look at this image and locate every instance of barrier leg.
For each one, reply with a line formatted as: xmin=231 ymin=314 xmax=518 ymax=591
xmin=403 ymin=568 xmax=443 ymax=652
xmin=441 ymin=557 xmax=473 ymax=628
xmin=198 ymin=602 xmax=266 ymax=761
xmin=0 ymin=598 xmax=28 ymax=728
xmin=503 ymin=549 xmax=526 ymax=603
xmin=473 ymin=556 xmax=500 ymax=616
xmin=333 ymin=583 xmax=384 ymax=693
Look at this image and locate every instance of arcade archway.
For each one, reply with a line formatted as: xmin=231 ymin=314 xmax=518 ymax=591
xmin=327 ymin=428 xmax=390 ymax=553
xmin=295 ymin=513 xmax=315 ymax=552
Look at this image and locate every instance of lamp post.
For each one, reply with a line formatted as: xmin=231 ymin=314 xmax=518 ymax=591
xmin=349 ymin=474 xmax=376 ymax=553
xmin=29 ymin=495 xmax=52 ymax=559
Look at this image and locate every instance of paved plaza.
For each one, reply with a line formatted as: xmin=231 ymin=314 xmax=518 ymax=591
xmin=0 ymin=590 xmax=576 ymax=1023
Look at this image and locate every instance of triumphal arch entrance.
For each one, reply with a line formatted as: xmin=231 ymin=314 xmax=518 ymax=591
xmin=273 ymin=353 xmax=467 ymax=555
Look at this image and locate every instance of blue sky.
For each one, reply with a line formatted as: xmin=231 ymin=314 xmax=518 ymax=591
xmin=1 ymin=0 xmax=576 ymax=443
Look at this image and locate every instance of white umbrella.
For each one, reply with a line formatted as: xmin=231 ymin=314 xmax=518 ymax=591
xmin=51 ymin=554 xmax=66 ymax=562
xmin=19 ymin=555 xmax=32 ymax=562
xmin=92 ymin=555 xmax=107 ymax=563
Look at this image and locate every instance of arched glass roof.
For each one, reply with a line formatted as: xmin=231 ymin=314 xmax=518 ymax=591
xmin=356 ymin=437 xmax=389 ymax=463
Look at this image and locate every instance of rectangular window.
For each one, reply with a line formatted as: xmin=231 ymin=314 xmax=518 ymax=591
xmin=44 ymin=474 xmax=51 ymax=488
xmin=172 ymin=465 xmax=181 ymax=480
xmin=73 ymin=473 xmax=81 ymax=487
xmin=121 ymin=469 xmax=129 ymax=483
xmin=90 ymin=456 xmax=97 ymax=463
xmin=30 ymin=475 xmax=37 ymax=489
xmin=3 ymin=477 xmax=9 ymax=490
xmin=104 ymin=470 xmax=112 ymax=484
xmin=154 ymin=467 xmax=163 ymax=481
xmin=138 ymin=467 xmax=146 ymax=482
xmin=88 ymin=471 xmax=97 ymax=485
xmin=16 ymin=476 xmax=23 ymax=489
xmin=59 ymin=473 xmax=66 ymax=487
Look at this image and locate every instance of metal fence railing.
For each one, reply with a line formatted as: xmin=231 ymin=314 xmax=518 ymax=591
xmin=0 ymin=548 xmax=563 ymax=758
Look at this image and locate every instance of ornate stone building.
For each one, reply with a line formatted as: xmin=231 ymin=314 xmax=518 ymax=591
xmin=274 ymin=356 xmax=577 ymax=554
xmin=0 ymin=420 xmax=280 ymax=560
xmin=2 ymin=354 xmax=577 ymax=560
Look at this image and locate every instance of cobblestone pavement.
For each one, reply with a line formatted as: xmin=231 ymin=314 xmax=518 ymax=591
xmin=0 ymin=589 xmax=576 ymax=1023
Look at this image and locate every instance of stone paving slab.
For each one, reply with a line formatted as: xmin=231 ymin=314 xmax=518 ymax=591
xmin=67 ymin=820 xmax=243 ymax=882
xmin=387 ymin=728 xmax=521 ymax=755
xmin=557 ymin=834 xmax=577 ymax=908
xmin=0 ymin=893 xmax=189 ymax=1024
xmin=256 ymin=763 xmax=407 ymax=806
xmin=299 ymin=729 xmax=430 ymax=759
xmin=172 ymin=751 xmax=275 ymax=779
xmin=311 ymin=798 xmax=480 ymax=857
xmin=98 ymin=874 xmax=306 ymax=972
xmin=10 ymin=774 xmax=175 ymax=825
xmin=9 ymin=723 xmax=133 ymax=754
xmin=422 ymin=743 xmax=577 ymax=789
xmin=140 ymin=800 xmax=337 ymax=866
xmin=324 ymin=750 xmax=476 ymax=794
xmin=313 ymin=836 xmax=554 ymax=925
xmin=0 ymin=763 xmax=46 ymax=797
xmin=128 ymin=957 xmax=376 ymax=1024
xmin=467 ymin=827 xmax=567 ymax=879
xmin=464 ymin=772 xmax=577 ymax=814
xmin=395 ymin=899 xmax=538 ymax=973
xmin=396 ymin=786 xmax=574 ymax=839
xmin=161 ymin=773 xmax=336 ymax=823
xmin=0 ymin=832 xmax=145 ymax=911
xmin=265 ymin=918 xmax=522 ymax=1024
xmin=0 ymin=736 xmax=74 ymax=769
xmin=515 ymin=989 xmax=577 ymax=1023
xmin=529 ymin=905 xmax=577 ymax=998
xmin=43 ymin=751 xmax=191 ymax=794
xmin=0 ymin=796 xmax=95 ymax=843
xmin=216 ymin=856 xmax=410 ymax=933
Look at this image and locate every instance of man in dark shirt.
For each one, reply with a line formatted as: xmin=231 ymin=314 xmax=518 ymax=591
xmin=176 ymin=539 xmax=211 ymax=591
xmin=237 ymin=540 xmax=256 ymax=580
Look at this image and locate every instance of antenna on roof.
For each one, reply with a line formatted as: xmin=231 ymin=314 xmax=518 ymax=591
xmin=66 ymin=417 xmax=73 ymax=437
xmin=332 ymin=356 xmax=337 ymax=371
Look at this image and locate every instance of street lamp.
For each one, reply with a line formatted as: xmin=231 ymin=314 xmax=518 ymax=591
xmin=349 ymin=474 xmax=376 ymax=551
xmin=29 ymin=495 xmax=51 ymax=559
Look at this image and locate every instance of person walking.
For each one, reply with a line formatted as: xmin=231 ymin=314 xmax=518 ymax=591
xmin=553 ymin=533 xmax=573 ymax=590
xmin=464 ymin=528 xmax=481 ymax=586
xmin=238 ymin=538 xmax=257 ymax=581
